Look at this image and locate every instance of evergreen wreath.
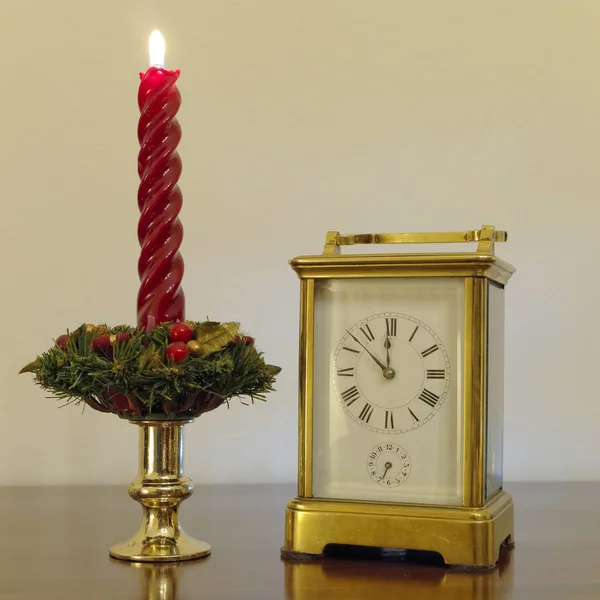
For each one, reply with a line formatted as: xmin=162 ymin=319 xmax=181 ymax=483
xmin=20 ymin=320 xmax=281 ymax=420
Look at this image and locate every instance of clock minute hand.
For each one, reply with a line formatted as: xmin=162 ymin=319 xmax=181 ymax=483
xmin=346 ymin=330 xmax=387 ymax=372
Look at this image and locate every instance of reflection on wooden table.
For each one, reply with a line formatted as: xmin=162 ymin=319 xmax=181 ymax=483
xmin=117 ymin=545 xmax=513 ymax=600
xmin=283 ymin=546 xmax=513 ymax=600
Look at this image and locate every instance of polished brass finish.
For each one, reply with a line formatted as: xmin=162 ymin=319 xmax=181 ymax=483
xmin=290 ymin=254 xmax=514 ymax=286
xmin=109 ymin=420 xmax=211 ymax=562
xmin=323 ymin=228 xmax=507 ymax=254
xmin=298 ymin=279 xmax=314 ymax=498
xmin=284 ymin=491 xmax=514 ymax=568
xmin=284 ymin=226 xmax=516 ymax=568
xmin=293 ymin=225 xmax=515 ymax=286
xmin=462 ymin=277 xmax=488 ymax=507
xmin=293 ymin=248 xmax=514 ymax=287
xmin=476 ymin=224 xmax=499 ymax=254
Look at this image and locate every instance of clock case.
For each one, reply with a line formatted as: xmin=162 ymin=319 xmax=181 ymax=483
xmin=282 ymin=226 xmax=515 ymax=569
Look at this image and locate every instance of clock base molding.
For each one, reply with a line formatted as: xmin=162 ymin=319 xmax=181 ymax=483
xmin=282 ymin=490 xmax=514 ymax=569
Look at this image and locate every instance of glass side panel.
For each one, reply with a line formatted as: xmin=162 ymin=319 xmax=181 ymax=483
xmin=486 ymin=281 xmax=505 ymax=498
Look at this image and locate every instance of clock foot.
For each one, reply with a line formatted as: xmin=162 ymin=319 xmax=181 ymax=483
xmin=447 ymin=562 xmax=497 ymax=572
xmin=280 ymin=547 xmax=324 ymax=561
xmin=447 ymin=540 xmax=514 ymax=571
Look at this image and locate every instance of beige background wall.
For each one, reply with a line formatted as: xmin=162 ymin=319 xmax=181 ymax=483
xmin=1 ymin=1 xmax=597 ymax=484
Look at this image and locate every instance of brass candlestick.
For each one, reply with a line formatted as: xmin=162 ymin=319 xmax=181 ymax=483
xmin=109 ymin=419 xmax=210 ymax=562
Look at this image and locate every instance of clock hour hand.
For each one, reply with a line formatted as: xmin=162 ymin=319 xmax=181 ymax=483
xmin=382 ymin=461 xmax=392 ymax=480
xmin=384 ymin=333 xmax=391 ymax=368
xmin=382 ymin=333 xmax=395 ymax=380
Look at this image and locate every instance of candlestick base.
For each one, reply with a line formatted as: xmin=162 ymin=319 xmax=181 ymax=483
xmin=110 ymin=532 xmax=211 ymax=563
xmin=109 ymin=532 xmax=211 ymax=563
xmin=109 ymin=420 xmax=211 ymax=563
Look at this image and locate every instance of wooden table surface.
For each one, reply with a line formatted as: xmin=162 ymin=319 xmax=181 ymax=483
xmin=0 ymin=482 xmax=598 ymax=599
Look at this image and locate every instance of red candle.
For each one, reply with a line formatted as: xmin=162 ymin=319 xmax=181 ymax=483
xmin=136 ymin=30 xmax=185 ymax=330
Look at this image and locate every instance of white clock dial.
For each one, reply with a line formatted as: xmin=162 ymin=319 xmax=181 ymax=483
xmin=332 ymin=313 xmax=450 ymax=434
xmin=312 ymin=277 xmax=465 ymax=506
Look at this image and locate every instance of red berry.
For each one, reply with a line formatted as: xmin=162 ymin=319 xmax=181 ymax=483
xmin=56 ymin=334 xmax=69 ymax=349
xmin=92 ymin=335 xmax=112 ymax=355
xmin=116 ymin=332 xmax=132 ymax=344
xmin=91 ymin=333 xmax=131 ymax=360
xmin=243 ymin=336 xmax=254 ymax=345
xmin=169 ymin=323 xmax=193 ymax=343
xmin=166 ymin=341 xmax=189 ymax=362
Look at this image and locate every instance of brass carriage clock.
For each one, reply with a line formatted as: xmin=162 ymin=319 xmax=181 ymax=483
xmin=282 ymin=226 xmax=515 ymax=568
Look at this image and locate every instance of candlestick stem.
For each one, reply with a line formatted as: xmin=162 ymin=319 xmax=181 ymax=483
xmin=109 ymin=420 xmax=210 ymax=562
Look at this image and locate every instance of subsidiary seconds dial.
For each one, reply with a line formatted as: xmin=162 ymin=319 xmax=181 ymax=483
xmin=332 ymin=312 xmax=450 ymax=434
xmin=368 ymin=443 xmax=411 ymax=487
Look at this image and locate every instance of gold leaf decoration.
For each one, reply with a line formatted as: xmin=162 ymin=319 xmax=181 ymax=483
xmin=194 ymin=321 xmax=240 ymax=356
xmin=76 ymin=323 xmax=109 ymax=337
xmin=19 ymin=360 xmax=39 ymax=375
xmin=138 ymin=345 xmax=162 ymax=370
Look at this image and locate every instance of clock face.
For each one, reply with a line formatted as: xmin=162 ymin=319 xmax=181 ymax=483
xmin=312 ymin=277 xmax=465 ymax=506
xmin=332 ymin=313 xmax=450 ymax=435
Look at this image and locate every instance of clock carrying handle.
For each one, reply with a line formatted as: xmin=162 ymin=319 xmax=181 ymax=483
xmin=322 ymin=225 xmax=506 ymax=256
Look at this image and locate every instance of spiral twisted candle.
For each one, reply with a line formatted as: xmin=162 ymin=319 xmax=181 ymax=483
xmin=136 ymin=66 xmax=185 ymax=330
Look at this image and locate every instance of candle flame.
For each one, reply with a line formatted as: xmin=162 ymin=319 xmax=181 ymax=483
xmin=149 ymin=30 xmax=165 ymax=68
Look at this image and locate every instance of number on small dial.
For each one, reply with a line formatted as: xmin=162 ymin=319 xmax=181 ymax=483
xmin=367 ymin=443 xmax=411 ymax=487
xmin=333 ymin=312 xmax=450 ymax=434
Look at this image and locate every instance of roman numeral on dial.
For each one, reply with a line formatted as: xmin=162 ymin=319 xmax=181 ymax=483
xmin=358 ymin=403 xmax=375 ymax=423
xmin=409 ymin=325 xmax=419 ymax=342
xmin=341 ymin=386 xmax=360 ymax=406
xmin=419 ymin=388 xmax=440 ymax=408
xmin=421 ymin=344 xmax=439 ymax=357
xmin=426 ymin=369 xmax=445 ymax=379
xmin=337 ymin=367 xmax=355 ymax=377
xmin=343 ymin=346 xmax=359 ymax=354
xmin=385 ymin=318 xmax=397 ymax=337
xmin=385 ymin=410 xmax=395 ymax=429
xmin=360 ymin=324 xmax=375 ymax=342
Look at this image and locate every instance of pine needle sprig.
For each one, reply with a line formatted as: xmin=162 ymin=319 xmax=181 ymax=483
xmin=20 ymin=321 xmax=281 ymax=420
